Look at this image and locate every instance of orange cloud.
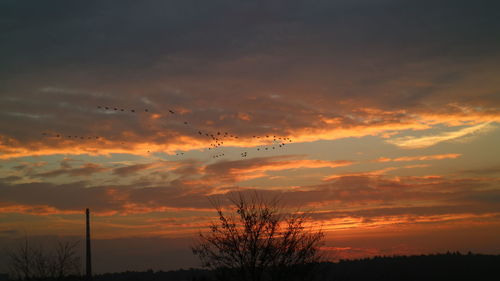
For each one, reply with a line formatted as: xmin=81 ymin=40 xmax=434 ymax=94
xmin=233 ymin=159 xmax=354 ymax=173
xmin=0 ymin=203 xmax=81 ymax=216
xmin=386 ymin=122 xmax=496 ymax=148
xmin=189 ymin=156 xmax=355 ymax=185
xmin=1 ymin=102 xmax=498 ymax=160
xmin=237 ymin=112 xmax=252 ymax=121
xmin=375 ymin=153 xmax=462 ymax=162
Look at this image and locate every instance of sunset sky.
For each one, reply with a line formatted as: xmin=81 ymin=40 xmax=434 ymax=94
xmin=1 ymin=0 xmax=500 ymax=273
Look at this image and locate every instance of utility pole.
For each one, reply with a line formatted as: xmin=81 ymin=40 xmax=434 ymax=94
xmin=86 ymin=208 xmax=92 ymax=280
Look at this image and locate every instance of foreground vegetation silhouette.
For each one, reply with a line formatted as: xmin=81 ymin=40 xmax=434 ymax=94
xmin=5 ymin=238 xmax=80 ymax=280
xmin=3 ymin=253 xmax=498 ymax=281
xmin=191 ymin=192 xmax=324 ymax=281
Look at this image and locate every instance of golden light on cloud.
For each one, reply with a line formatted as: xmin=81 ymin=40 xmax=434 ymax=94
xmin=375 ymin=153 xmax=462 ymax=162
xmin=386 ymin=122 xmax=496 ymax=148
xmin=1 ymin=106 xmax=498 ymax=160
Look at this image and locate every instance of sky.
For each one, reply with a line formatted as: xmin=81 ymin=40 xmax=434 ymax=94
xmin=1 ymin=0 xmax=500 ymax=273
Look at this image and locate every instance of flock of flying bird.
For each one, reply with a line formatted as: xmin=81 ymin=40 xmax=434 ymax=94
xmin=41 ymin=105 xmax=294 ymax=159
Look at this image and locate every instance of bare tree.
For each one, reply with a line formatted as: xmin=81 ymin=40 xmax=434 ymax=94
xmin=6 ymin=237 xmax=81 ymax=280
xmin=7 ymin=238 xmax=33 ymax=280
xmin=192 ymin=192 xmax=324 ymax=281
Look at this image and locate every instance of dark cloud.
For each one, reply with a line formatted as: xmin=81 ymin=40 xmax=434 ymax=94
xmin=2 ymin=0 xmax=499 ymax=73
xmin=0 ymin=181 xmax=121 ymax=212
xmin=59 ymin=158 xmax=75 ymax=169
xmin=200 ymin=155 xmax=353 ymax=183
xmin=1 ymin=173 xmax=498 ymax=218
xmin=112 ymin=163 xmax=154 ymax=176
xmin=10 ymin=162 xmax=48 ymax=176
xmin=459 ymin=165 xmax=500 ymax=176
xmin=310 ymin=204 xmax=500 ymax=221
xmin=0 ymin=176 xmax=22 ymax=183
xmin=34 ymin=163 xmax=108 ymax=178
xmin=0 ymin=229 xmax=19 ymax=236
xmin=1 ymin=0 xmax=499 ymax=124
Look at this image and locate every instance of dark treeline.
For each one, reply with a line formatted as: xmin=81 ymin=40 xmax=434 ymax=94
xmin=93 ymin=269 xmax=212 ymax=281
xmin=2 ymin=252 xmax=499 ymax=281
xmin=314 ymin=252 xmax=500 ymax=281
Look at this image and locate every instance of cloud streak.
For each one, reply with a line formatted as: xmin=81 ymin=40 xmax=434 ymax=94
xmin=375 ymin=153 xmax=462 ymax=162
xmin=34 ymin=163 xmax=108 ymax=178
xmin=386 ymin=122 xmax=495 ymax=148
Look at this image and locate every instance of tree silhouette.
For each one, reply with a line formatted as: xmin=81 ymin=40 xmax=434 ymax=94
xmin=192 ymin=192 xmax=324 ymax=281
xmin=6 ymin=237 xmax=80 ymax=280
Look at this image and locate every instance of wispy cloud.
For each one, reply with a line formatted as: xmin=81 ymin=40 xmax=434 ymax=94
xmin=375 ymin=153 xmax=462 ymax=162
xmin=34 ymin=163 xmax=108 ymax=178
xmin=386 ymin=122 xmax=495 ymax=148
